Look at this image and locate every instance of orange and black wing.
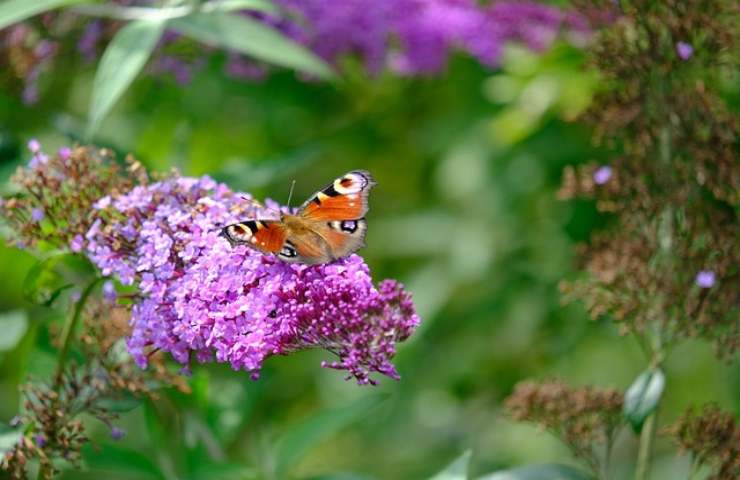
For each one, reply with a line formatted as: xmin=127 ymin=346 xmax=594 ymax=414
xmin=299 ymin=170 xmax=375 ymax=221
xmin=220 ymin=220 xmax=292 ymax=258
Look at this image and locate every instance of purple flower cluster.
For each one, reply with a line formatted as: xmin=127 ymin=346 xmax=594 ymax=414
xmin=85 ymin=176 xmax=419 ymax=384
xmin=273 ymin=0 xmax=590 ymax=75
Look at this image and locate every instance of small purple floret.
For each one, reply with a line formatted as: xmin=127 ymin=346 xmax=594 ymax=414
xmin=33 ymin=434 xmax=46 ymax=447
xmin=593 ymin=166 xmax=613 ymax=185
xmin=58 ymin=146 xmax=72 ymax=161
xmin=102 ymin=280 xmax=117 ymax=303
xmin=676 ymin=41 xmax=693 ymax=60
xmin=27 ymin=139 xmax=41 ymax=153
xmin=695 ymin=270 xmax=716 ymax=289
xmin=70 ymin=234 xmax=84 ymax=253
xmin=110 ymin=426 xmax=125 ymax=440
xmin=31 ymin=208 xmax=44 ymax=222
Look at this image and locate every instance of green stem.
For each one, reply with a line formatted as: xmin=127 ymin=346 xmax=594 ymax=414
xmin=54 ymin=278 xmax=102 ymax=388
xmin=602 ymin=434 xmax=614 ymax=480
xmin=634 ymin=410 xmax=658 ymax=480
xmin=36 ymin=278 xmax=102 ymax=480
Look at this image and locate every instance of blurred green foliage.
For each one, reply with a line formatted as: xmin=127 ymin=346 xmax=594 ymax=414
xmin=0 ymin=31 xmax=737 ymax=480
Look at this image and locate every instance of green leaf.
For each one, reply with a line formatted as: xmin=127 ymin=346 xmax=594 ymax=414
xmin=273 ymin=394 xmax=387 ymax=478
xmin=96 ymin=392 xmax=142 ymax=413
xmin=0 ymin=427 xmax=22 ymax=454
xmin=22 ymin=256 xmax=72 ymax=306
xmin=300 ymin=475 xmax=374 ymax=480
xmin=191 ymin=461 xmax=259 ymax=480
xmin=0 ymin=310 xmax=28 ymax=352
xmin=429 ymin=450 xmax=472 ymax=480
xmin=83 ymin=443 xmax=165 ymax=480
xmin=207 ymin=0 xmax=279 ymax=14
xmin=87 ymin=18 xmax=165 ymax=138
xmin=478 ymin=464 xmax=594 ymax=480
xmin=0 ymin=0 xmax=90 ymax=30
xmin=169 ymin=12 xmax=334 ymax=79
xmin=623 ymin=368 xmax=665 ymax=433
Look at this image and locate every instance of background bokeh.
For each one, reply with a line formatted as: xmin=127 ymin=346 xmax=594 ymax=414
xmin=1 ymin=15 xmax=738 ymax=480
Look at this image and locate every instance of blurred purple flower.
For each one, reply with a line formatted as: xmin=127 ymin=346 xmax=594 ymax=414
xmin=593 ymin=166 xmax=612 ymax=185
xmin=110 ymin=426 xmax=125 ymax=440
xmin=276 ymin=0 xmax=589 ymax=75
xmin=33 ymin=434 xmax=46 ymax=447
xmin=676 ymin=41 xmax=693 ymax=60
xmin=85 ymin=176 xmax=419 ymax=385
xmin=27 ymin=139 xmax=41 ymax=153
xmin=31 ymin=208 xmax=44 ymax=222
xmin=78 ymin=20 xmax=104 ymax=62
xmin=58 ymin=146 xmax=72 ymax=161
xmin=695 ymin=270 xmax=715 ymax=289
xmin=102 ymin=280 xmax=117 ymax=303
xmin=70 ymin=234 xmax=84 ymax=252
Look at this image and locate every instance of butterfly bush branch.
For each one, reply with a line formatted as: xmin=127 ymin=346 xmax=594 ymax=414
xmin=559 ymin=0 xmax=739 ymax=360
xmin=664 ymin=404 xmax=739 ymax=480
xmin=504 ymin=380 xmax=625 ymax=479
xmin=83 ymin=169 xmax=420 ymax=385
xmin=1 ymin=298 xmax=188 ymax=479
xmin=2 ymin=142 xmax=420 ymax=386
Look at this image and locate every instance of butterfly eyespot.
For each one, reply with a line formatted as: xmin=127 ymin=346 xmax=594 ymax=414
xmin=333 ymin=174 xmax=364 ymax=194
xmin=340 ymin=220 xmax=358 ymax=233
xmin=279 ymin=244 xmax=297 ymax=258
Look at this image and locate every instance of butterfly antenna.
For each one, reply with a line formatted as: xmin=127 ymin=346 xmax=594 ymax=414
xmin=286 ymin=180 xmax=297 ymax=209
xmin=238 ymin=194 xmax=282 ymax=217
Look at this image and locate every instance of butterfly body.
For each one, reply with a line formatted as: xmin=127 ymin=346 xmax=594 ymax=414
xmin=220 ymin=171 xmax=375 ymax=265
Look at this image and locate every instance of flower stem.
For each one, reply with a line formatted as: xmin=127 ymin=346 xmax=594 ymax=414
xmin=54 ymin=278 xmax=102 ymax=388
xmin=36 ymin=278 xmax=102 ymax=479
xmin=634 ymin=403 xmax=658 ymax=480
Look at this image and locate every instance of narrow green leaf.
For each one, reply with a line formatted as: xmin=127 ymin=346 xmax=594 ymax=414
xmin=623 ymin=368 xmax=665 ymax=433
xmin=22 ymin=256 xmax=72 ymax=306
xmin=429 ymin=450 xmax=472 ymax=480
xmin=169 ymin=12 xmax=334 ymax=79
xmin=21 ymin=253 xmax=94 ymax=306
xmin=478 ymin=464 xmax=594 ymax=480
xmin=273 ymin=394 xmax=387 ymax=478
xmin=207 ymin=0 xmax=279 ymax=14
xmin=0 ymin=427 xmax=22 ymax=454
xmin=95 ymin=392 xmax=142 ymax=413
xmin=0 ymin=0 xmax=89 ymax=30
xmin=0 ymin=310 xmax=28 ymax=352
xmin=87 ymin=18 xmax=165 ymax=138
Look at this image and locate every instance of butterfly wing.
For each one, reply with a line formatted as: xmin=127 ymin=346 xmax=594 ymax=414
xmin=220 ymin=220 xmax=294 ymax=260
xmin=220 ymin=171 xmax=376 ymax=264
xmin=298 ymin=170 xmax=375 ymax=221
xmin=220 ymin=218 xmax=333 ymax=264
xmin=297 ymin=170 xmax=374 ymax=260
xmin=313 ymin=218 xmax=369 ymax=260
